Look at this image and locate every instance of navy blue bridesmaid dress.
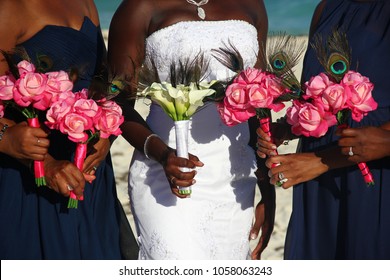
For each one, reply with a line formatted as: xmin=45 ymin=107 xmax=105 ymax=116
xmin=0 ymin=17 xmax=135 ymax=259
xmin=284 ymin=0 xmax=390 ymax=259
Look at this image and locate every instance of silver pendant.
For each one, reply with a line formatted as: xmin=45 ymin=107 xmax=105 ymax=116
xmin=197 ymin=7 xmax=206 ymax=20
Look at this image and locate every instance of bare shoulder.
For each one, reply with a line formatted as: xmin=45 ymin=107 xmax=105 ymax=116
xmin=0 ymin=1 xmax=26 ymax=73
xmin=226 ymin=0 xmax=267 ymax=28
xmin=0 ymin=1 xmax=27 ymax=46
xmin=248 ymin=0 xmax=267 ymax=25
xmin=85 ymin=0 xmax=101 ymax=26
xmin=0 ymin=1 xmax=24 ymax=30
xmin=111 ymin=0 xmax=154 ymax=26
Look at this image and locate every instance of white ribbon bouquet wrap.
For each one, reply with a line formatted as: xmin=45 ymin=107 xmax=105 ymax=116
xmin=140 ymin=81 xmax=216 ymax=195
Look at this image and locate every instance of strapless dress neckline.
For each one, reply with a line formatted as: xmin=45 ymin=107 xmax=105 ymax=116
xmin=147 ymin=19 xmax=257 ymax=40
xmin=18 ymin=16 xmax=97 ymax=47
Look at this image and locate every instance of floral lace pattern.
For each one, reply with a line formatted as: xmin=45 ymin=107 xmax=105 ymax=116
xmin=145 ymin=20 xmax=259 ymax=81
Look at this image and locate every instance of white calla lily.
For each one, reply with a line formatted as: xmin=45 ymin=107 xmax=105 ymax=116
xmin=140 ymin=81 xmax=216 ymax=121
xmin=143 ymin=82 xmax=177 ymax=120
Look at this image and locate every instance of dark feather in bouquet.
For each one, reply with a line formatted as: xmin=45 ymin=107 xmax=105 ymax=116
xmin=88 ymin=63 xmax=129 ymax=101
xmin=311 ymin=28 xmax=352 ymax=83
xmin=2 ymin=47 xmax=127 ymax=102
xmin=136 ymin=51 xmax=224 ymax=106
xmin=211 ymin=42 xmax=244 ymax=74
xmin=210 ymin=35 xmax=306 ymax=103
xmin=208 ymin=42 xmax=244 ymax=102
xmin=264 ymin=32 xmax=306 ymax=101
xmin=2 ymin=47 xmax=69 ymax=80
xmin=137 ymin=52 xmax=212 ymax=90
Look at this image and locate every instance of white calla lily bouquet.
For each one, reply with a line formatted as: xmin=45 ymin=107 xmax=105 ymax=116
xmin=136 ymin=54 xmax=221 ymax=195
xmin=139 ymin=80 xmax=217 ymax=121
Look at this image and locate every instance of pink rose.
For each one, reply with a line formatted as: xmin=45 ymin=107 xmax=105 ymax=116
xmin=55 ymin=90 xmax=78 ymax=105
xmin=234 ymin=68 xmax=266 ymax=85
xmin=248 ymin=84 xmax=284 ymax=112
xmin=59 ymin=113 xmax=93 ymax=143
xmin=304 ymin=73 xmax=334 ymax=100
xmin=46 ymin=71 xmax=73 ymax=99
xmin=13 ymin=72 xmax=48 ymax=108
xmin=340 ymin=71 xmax=377 ymax=122
xmin=73 ymin=98 xmax=101 ymax=119
xmin=95 ymin=100 xmax=124 ymax=138
xmin=0 ymin=74 xmax=15 ymax=101
xmin=217 ymin=102 xmax=256 ymax=126
xmin=262 ymin=74 xmax=285 ymax=98
xmin=287 ymin=100 xmax=337 ymax=137
xmin=224 ymin=83 xmax=251 ymax=110
xmin=341 ymin=70 xmax=370 ymax=86
xmin=17 ymin=60 xmax=36 ymax=76
xmin=321 ymin=83 xmax=349 ymax=113
xmin=45 ymin=100 xmax=73 ymax=130
xmin=74 ymin=89 xmax=89 ymax=100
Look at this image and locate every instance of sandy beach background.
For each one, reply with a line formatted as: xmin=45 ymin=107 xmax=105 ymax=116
xmin=104 ymin=31 xmax=307 ymax=260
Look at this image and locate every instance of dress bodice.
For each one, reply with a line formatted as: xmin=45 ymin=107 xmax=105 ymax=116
xmin=145 ymin=20 xmax=259 ymax=81
xmin=12 ymin=17 xmax=106 ymax=159
xmin=16 ymin=17 xmax=104 ymax=92
xmin=143 ymin=20 xmax=260 ymax=148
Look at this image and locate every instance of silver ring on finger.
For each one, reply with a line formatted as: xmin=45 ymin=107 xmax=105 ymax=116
xmin=67 ymin=185 xmax=74 ymax=191
xmin=170 ymin=177 xmax=175 ymax=185
xmin=348 ymin=146 xmax=354 ymax=156
xmin=278 ymin=172 xmax=285 ymax=181
xmin=92 ymin=166 xmax=98 ymax=171
xmin=37 ymin=137 xmax=41 ymax=144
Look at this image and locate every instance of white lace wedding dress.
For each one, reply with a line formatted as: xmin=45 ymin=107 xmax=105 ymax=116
xmin=128 ymin=20 xmax=259 ymax=260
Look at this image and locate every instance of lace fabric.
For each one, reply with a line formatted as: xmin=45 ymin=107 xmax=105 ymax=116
xmin=145 ymin=20 xmax=258 ymax=81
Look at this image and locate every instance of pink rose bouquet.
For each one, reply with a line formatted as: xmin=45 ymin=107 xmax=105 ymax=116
xmin=46 ymin=90 xmax=124 ymax=208
xmin=286 ymin=70 xmax=377 ymax=185
xmin=218 ymin=67 xmax=287 ymax=162
xmin=0 ymin=59 xmax=73 ymax=186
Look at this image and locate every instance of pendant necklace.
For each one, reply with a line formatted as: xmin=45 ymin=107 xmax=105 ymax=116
xmin=186 ymin=0 xmax=209 ymax=20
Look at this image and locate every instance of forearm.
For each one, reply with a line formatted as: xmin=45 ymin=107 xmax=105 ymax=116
xmin=255 ymin=157 xmax=276 ymax=202
xmin=0 ymin=118 xmax=15 ymax=154
xmin=120 ymin=120 xmax=171 ymax=164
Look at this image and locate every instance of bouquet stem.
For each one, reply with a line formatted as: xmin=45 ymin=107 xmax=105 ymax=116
xmin=27 ymin=117 xmax=46 ymax=187
xmin=67 ymin=142 xmax=87 ymax=208
xmin=259 ymin=116 xmax=279 ymax=168
xmin=358 ymin=162 xmax=375 ymax=186
xmin=338 ymin=125 xmax=374 ymax=186
xmin=174 ymin=120 xmax=191 ymax=195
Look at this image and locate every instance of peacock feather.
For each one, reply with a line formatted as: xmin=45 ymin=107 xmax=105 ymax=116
xmin=265 ymin=32 xmax=306 ymax=100
xmin=311 ymin=28 xmax=352 ymax=83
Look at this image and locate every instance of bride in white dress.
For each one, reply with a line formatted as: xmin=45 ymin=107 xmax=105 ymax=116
xmin=108 ymin=0 xmax=274 ymax=260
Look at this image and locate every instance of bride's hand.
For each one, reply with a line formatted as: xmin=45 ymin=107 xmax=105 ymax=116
xmin=162 ymin=149 xmax=204 ymax=198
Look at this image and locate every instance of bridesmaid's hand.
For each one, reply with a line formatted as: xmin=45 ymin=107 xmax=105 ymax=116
xmin=83 ymin=137 xmax=111 ymax=175
xmin=266 ymin=153 xmax=328 ymax=189
xmin=337 ymin=126 xmax=390 ymax=163
xmin=256 ymin=122 xmax=294 ymax=159
xmin=1 ymin=121 xmax=50 ymax=161
xmin=162 ymin=149 xmax=204 ymax=198
xmin=44 ymin=155 xmax=95 ymax=199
